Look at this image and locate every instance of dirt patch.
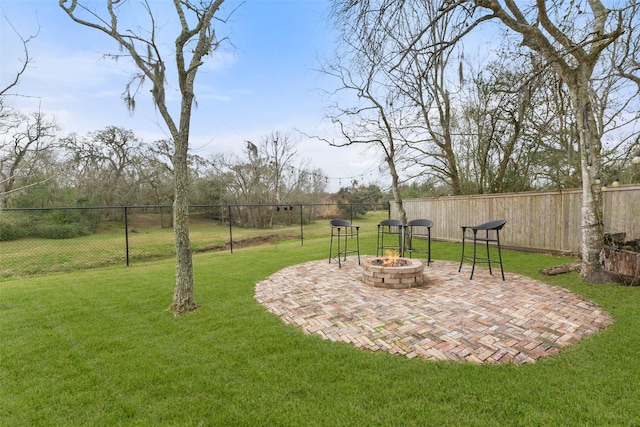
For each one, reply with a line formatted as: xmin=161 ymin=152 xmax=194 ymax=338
xmin=193 ymin=234 xmax=299 ymax=253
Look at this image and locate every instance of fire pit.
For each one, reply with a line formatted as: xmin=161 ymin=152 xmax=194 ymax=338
xmin=361 ymin=255 xmax=425 ymax=289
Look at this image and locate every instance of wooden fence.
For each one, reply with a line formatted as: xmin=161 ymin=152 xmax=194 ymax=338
xmin=391 ymin=184 xmax=640 ymax=255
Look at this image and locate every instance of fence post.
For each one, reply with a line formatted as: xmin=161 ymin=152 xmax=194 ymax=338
xmin=228 ymin=204 xmax=233 ymax=254
xmin=299 ymin=204 xmax=304 ymax=246
xmin=124 ymin=206 xmax=130 ymax=266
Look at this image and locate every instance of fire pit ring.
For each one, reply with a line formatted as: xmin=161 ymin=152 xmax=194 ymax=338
xmin=361 ymin=257 xmax=424 ymax=289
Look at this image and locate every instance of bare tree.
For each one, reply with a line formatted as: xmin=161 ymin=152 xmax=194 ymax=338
xmin=333 ymin=0 xmax=638 ymax=282
xmin=386 ymin=0 xmax=468 ymax=196
xmin=213 ymin=139 xmax=274 ymax=227
xmin=60 ymin=0 xmax=230 ymax=314
xmin=0 ymin=19 xmax=36 ymax=105
xmin=448 ymin=55 xmax=548 ymax=194
xmin=62 ymin=127 xmax=144 ymax=206
xmin=211 ymin=132 xmax=318 ymax=227
xmin=320 ymin=19 xmax=412 ymax=223
xmin=138 ymin=156 xmax=174 ymax=225
xmin=0 ymin=109 xmax=59 ymax=208
xmin=468 ymin=0 xmax=630 ymax=281
xmin=0 ymin=19 xmax=58 ymax=208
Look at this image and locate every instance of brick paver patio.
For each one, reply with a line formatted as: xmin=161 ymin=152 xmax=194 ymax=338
xmin=255 ymin=257 xmax=613 ymax=365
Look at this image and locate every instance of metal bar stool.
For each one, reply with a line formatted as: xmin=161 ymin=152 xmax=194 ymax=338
xmin=403 ymin=219 xmax=433 ymax=265
xmin=329 ymin=219 xmax=360 ymax=268
xmin=376 ymin=219 xmax=403 ymax=256
xmin=458 ymin=219 xmax=506 ymax=280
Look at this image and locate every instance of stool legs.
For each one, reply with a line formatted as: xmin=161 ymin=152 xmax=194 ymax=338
xmin=458 ymin=226 xmax=468 ymax=274
xmin=459 ymin=227 xmax=505 ymax=280
xmin=355 ymin=228 xmax=361 ymax=265
xmin=471 ymin=230 xmax=478 ymax=279
xmin=405 ymin=226 xmax=431 ymax=265
xmin=377 ymin=225 xmax=401 ymax=256
xmin=329 ymin=225 xmax=360 ymax=268
xmin=495 ymin=231 xmax=504 ymax=280
xmin=329 ymin=227 xmax=337 ymax=264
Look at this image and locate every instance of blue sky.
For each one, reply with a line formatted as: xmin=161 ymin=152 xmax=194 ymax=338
xmin=1 ymin=0 xmax=383 ymax=192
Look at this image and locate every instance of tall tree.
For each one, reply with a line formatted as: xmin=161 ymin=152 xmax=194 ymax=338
xmin=62 ymin=127 xmax=144 ymax=206
xmin=469 ymin=0 xmax=626 ymax=281
xmin=333 ymin=0 xmax=638 ymax=282
xmin=321 ymin=19 xmax=411 ymax=224
xmin=0 ymin=18 xmax=36 ymax=111
xmin=0 ymin=19 xmax=57 ymax=208
xmin=0 ymin=109 xmax=59 ymax=208
xmin=60 ymin=0 xmax=229 ymax=314
xmin=453 ymin=57 xmax=542 ymax=194
xmin=386 ymin=0 xmax=469 ymax=196
xmin=211 ymin=132 xmax=321 ymax=228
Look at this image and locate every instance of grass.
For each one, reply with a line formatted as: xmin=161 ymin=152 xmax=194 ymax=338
xmin=1 ymin=218 xmax=640 ymax=425
xmin=0 ymin=212 xmax=385 ymax=279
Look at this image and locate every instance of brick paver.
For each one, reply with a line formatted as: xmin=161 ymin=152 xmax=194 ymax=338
xmin=255 ymin=257 xmax=613 ymax=365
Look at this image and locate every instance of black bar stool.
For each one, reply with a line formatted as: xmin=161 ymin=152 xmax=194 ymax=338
xmin=458 ymin=219 xmax=506 ymax=280
xmin=403 ymin=219 xmax=433 ymax=265
xmin=376 ymin=219 xmax=403 ymax=256
xmin=329 ymin=219 xmax=360 ymax=268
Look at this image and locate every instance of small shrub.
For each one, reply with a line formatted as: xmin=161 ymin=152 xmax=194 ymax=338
xmin=0 ymin=220 xmax=25 ymax=241
xmin=34 ymin=224 xmax=89 ymax=239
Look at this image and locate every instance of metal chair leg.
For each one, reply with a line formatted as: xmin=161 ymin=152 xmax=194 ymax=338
xmin=470 ymin=230 xmax=478 ymax=279
xmin=496 ymin=231 xmax=504 ymax=280
xmin=459 ymin=227 xmax=467 ymax=273
xmin=485 ymin=230 xmax=492 ymax=276
xmin=329 ymin=231 xmax=334 ymax=264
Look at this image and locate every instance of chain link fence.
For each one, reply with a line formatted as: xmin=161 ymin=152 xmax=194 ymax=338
xmin=0 ymin=203 xmax=389 ymax=278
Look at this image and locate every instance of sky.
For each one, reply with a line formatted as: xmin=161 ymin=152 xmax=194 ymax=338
xmin=0 ymin=0 xmax=384 ymax=192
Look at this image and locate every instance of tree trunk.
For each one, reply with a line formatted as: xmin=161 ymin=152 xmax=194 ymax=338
xmin=570 ymin=73 xmax=607 ymax=283
xmin=168 ymin=71 xmax=198 ymax=314
xmin=170 ymin=132 xmax=197 ymax=313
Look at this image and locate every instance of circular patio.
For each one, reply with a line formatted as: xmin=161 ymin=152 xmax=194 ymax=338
xmin=254 ymin=257 xmax=613 ymax=365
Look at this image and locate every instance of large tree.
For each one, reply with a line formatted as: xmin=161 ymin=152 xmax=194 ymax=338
xmin=333 ymin=0 xmax=637 ymax=282
xmin=321 ymin=18 xmax=412 ymax=224
xmin=62 ymin=127 xmax=144 ymax=206
xmin=469 ymin=0 xmax=626 ymax=282
xmin=0 ymin=109 xmax=59 ymax=208
xmin=60 ymin=0 xmax=229 ymax=314
xmin=211 ymin=132 xmax=322 ymax=227
xmin=0 ymin=20 xmax=58 ymax=208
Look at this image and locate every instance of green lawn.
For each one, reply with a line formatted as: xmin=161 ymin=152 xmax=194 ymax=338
xmin=0 ymin=212 xmax=386 ymax=278
xmin=1 ymin=223 xmax=639 ymax=425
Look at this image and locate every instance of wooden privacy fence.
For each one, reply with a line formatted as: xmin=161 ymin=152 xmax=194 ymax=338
xmin=391 ymin=184 xmax=640 ymax=255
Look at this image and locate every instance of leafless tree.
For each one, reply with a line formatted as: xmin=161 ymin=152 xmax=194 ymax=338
xmin=0 ymin=109 xmax=59 ymax=208
xmin=211 ymin=132 xmax=320 ymax=227
xmin=450 ymin=55 xmax=550 ymax=194
xmin=469 ymin=0 xmax=630 ymax=282
xmin=332 ymin=0 xmax=639 ymax=282
xmin=61 ymin=127 xmax=145 ymax=206
xmin=0 ymin=19 xmax=36 ymax=105
xmin=0 ymin=20 xmax=58 ymax=208
xmin=60 ymin=0 xmax=231 ymax=314
xmin=321 ymin=10 xmax=415 ymax=223
xmin=384 ymin=0 xmax=469 ymax=196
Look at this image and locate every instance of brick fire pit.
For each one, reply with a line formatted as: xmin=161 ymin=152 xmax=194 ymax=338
xmin=361 ymin=257 xmax=424 ymax=289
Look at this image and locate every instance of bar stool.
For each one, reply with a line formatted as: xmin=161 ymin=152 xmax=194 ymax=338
xmin=329 ymin=219 xmax=360 ymax=268
xmin=458 ymin=219 xmax=506 ymax=280
xmin=376 ymin=219 xmax=403 ymax=256
xmin=403 ymin=219 xmax=433 ymax=265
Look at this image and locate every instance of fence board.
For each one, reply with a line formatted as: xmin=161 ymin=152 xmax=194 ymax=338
xmin=391 ymin=185 xmax=640 ymax=254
